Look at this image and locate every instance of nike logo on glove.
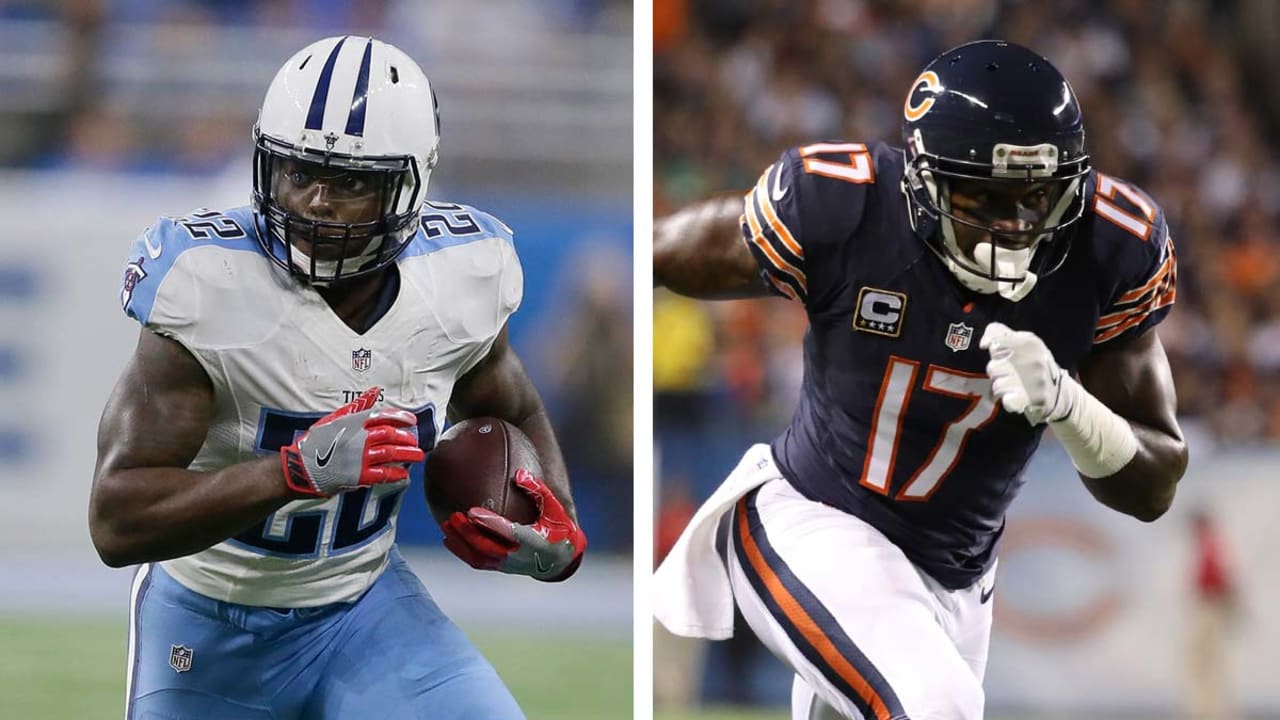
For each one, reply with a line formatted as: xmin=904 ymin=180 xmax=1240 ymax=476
xmin=534 ymin=552 xmax=553 ymax=575
xmin=980 ymin=583 xmax=995 ymax=604
xmin=316 ymin=428 xmax=345 ymax=468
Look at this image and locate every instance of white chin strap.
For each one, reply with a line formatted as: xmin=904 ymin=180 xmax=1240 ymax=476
xmin=290 ymin=237 xmax=382 ymax=285
xmin=944 ymin=240 xmax=1039 ymax=302
xmin=913 ymin=136 xmax=1083 ymax=304
xmin=938 ymin=212 xmax=1039 ymax=302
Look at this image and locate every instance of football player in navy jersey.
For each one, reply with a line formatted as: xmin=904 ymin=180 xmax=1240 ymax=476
xmin=654 ymin=40 xmax=1186 ymax=720
xmin=90 ymin=37 xmax=585 ymax=719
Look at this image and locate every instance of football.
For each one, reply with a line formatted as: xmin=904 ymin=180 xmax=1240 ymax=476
xmin=423 ymin=417 xmax=541 ymax=526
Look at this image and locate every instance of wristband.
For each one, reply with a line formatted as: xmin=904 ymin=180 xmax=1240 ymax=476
xmin=1049 ymin=373 xmax=1139 ymax=478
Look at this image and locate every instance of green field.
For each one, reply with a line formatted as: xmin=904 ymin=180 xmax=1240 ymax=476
xmin=0 ymin=615 xmax=630 ymax=719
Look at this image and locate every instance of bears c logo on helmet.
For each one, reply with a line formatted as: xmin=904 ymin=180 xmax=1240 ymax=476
xmin=904 ymin=71 xmax=942 ymax=121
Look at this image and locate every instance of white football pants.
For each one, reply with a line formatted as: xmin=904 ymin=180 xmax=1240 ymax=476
xmin=725 ymin=474 xmax=995 ymax=720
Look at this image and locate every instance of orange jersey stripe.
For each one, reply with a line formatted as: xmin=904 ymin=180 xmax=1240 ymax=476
xmin=766 ymin=272 xmax=802 ymax=302
xmin=1094 ymin=287 xmax=1176 ymax=343
xmin=744 ymin=188 xmax=807 ymax=291
xmin=1098 ymin=294 xmax=1174 ymax=332
xmin=1100 ymin=257 xmax=1176 ymax=328
xmin=735 ymin=502 xmax=893 ymax=720
xmin=1115 ymin=244 xmax=1175 ymax=305
xmin=1098 ymin=273 xmax=1176 ymax=331
xmin=753 ymin=171 xmax=804 ymax=258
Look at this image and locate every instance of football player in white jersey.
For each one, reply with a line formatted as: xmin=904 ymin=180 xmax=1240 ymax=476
xmin=89 ymin=36 xmax=586 ymax=719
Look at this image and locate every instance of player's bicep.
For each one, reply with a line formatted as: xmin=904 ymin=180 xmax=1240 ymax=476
xmin=448 ymin=325 xmax=541 ymax=425
xmin=1077 ymin=329 xmax=1180 ymax=439
xmin=654 ymin=194 xmax=771 ymax=300
xmin=94 ymin=329 xmax=214 ymax=478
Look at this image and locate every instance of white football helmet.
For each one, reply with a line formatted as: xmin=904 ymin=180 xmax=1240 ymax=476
xmin=252 ymin=36 xmax=440 ymax=284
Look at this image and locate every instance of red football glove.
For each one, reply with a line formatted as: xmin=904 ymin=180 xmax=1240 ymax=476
xmin=281 ymin=387 xmax=425 ymax=497
xmin=441 ymin=469 xmax=587 ymax=582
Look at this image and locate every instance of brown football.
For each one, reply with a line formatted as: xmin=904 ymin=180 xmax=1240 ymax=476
xmin=423 ymin=417 xmax=541 ymax=526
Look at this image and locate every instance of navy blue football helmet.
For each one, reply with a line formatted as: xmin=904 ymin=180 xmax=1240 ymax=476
xmin=901 ymin=40 xmax=1091 ymax=299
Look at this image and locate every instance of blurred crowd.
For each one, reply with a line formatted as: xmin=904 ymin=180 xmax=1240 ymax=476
xmin=0 ymin=0 xmax=630 ymax=176
xmin=655 ymin=0 xmax=1280 ymax=446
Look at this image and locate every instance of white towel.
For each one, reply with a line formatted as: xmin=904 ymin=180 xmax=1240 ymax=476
xmin=653 ymin=444 xmax=781 ymax=640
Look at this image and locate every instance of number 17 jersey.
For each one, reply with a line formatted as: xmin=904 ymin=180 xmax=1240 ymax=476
xmin=742 ymin=141 xmax=1176 ymax=589
xmin=118 ymin=202 xmax=522 ymax=607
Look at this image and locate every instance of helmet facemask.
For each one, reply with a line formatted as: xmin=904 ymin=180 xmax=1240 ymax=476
xmin=252 ymin=133 xmax=427 ymax=286
xmin=904 ymin=132 xmax=1088 ymax=301
xmin=899 ymin=41 xmax=1093 ymax=302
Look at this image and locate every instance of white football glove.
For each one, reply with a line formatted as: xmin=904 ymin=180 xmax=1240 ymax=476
xmin=980 ymin=322 xmax=1071 ymax=426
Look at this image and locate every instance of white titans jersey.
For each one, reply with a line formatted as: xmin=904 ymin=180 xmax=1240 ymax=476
xmin=118 ymin=202 xmax=522 ymax=606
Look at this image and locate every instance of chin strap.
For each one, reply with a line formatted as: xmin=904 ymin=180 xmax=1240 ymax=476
xmin=933 ymin=174 xmax=1040 ymax=302
xmin=290 ymin=237 xmax=382 ymax=283
xmin=941 ymin=237 xmax=1039 ymax=302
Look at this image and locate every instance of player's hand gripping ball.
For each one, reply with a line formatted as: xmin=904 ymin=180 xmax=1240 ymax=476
xmin=423 ymin=418 xmax=540 ymax=525
xmin=429 ymin=418 xmax=587 ymax=581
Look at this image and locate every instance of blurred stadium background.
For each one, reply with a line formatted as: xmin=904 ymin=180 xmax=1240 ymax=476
xmin=654 ymin=0 xmax=1280 ymax=719
xmin=0 ymin=1 xmax=631 ymax=718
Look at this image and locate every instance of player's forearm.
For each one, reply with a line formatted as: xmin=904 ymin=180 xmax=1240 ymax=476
xmin=1079 ymin=422 xmax=1186 ymax=522
xmin=1047 ymin=362 xmax=1187 ymax=521
xmin=513 ymin=405 xmax=575 ymax=521
xmin=89 ymin=457 xmax=291 ymax=567
xmin=654 ymin=196 xmax=768 ymax=299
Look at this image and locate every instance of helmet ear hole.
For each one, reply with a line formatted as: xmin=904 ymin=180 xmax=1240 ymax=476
xmin=390 ymin=66 xmax=399 ymax=83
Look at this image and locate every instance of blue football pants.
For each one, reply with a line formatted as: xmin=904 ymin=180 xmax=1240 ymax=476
xmin=125 ymin=549 xmax=525 ymax=719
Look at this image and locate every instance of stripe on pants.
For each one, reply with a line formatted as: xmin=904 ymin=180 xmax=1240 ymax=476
xmin=125 ymin=564 xmax=154 ymax=720
xmin=734 ymin=490 xmax=908 ymax=720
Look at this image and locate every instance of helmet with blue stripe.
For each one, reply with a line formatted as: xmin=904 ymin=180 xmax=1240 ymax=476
xmin=252 ymin=36 xmax=440 ymax=285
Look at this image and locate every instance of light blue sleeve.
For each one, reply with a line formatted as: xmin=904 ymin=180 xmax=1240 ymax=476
xmin=119 ymin=207 xmax=258 ymax=327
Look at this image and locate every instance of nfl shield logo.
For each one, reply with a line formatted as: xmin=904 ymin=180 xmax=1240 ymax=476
xmin=945 ymin=322 xmax=973 ymax=352
xmin=169 ymin=645 xmax=193 ymax=673
xmin=352 ymin=348 xmax=372 ymax=373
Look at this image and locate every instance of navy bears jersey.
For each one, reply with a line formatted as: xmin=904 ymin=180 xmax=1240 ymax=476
xmin=741 ymin=141 xmax=1176 ymax=589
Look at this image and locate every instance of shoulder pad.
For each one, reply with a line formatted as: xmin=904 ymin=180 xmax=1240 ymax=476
xmin=120 ymin=208 xmax=258 ymax=325
xmin=741 ymin=141 xmax=882 ymax=304
xmin=1086 ymin=174 xmax=1176 ymax=346
xmin=119 ymin=207 xmax=271 ymax=348
xmin=401 ymin=202 xmax=523 ymax=352
xmin=405 ymin=201 xmax=515 ymax=257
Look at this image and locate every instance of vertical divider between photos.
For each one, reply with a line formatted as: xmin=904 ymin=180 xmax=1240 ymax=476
xmin=634 ymin=1 xmax=656 ymax=718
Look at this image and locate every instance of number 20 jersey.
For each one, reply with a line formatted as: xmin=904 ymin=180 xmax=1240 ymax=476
xmin=742 ymin=141 xmax=1176 ymax=590
xmin=118 ymin=202 xmax=522 ymax=607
